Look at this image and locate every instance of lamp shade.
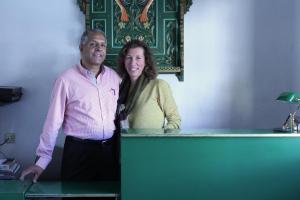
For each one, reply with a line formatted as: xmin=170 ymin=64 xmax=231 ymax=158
xmin=276 ymin=92 xmax=300 ymax=104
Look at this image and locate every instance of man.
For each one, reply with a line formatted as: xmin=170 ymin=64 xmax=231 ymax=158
xmin=20 ymin=29 xmax=121 ymax=182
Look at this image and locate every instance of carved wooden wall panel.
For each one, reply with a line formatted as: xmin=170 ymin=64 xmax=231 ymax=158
xmin=78 ymin=0 xmax=192 ymax=81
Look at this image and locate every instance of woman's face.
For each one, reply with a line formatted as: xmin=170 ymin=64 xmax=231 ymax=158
xmin=124 ymin=47 xmax=145 ymax=82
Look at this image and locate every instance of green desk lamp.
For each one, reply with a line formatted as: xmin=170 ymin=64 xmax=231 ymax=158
xmin=276 ymin=91 xmax=300 ymax=132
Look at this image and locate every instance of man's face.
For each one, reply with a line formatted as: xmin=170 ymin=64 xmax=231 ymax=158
xmin=80 ymin=32 xmax=107 ymax=68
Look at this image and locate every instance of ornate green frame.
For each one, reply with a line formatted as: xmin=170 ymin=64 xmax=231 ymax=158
xmin=77 ymin=0 xmax=192 ymax=81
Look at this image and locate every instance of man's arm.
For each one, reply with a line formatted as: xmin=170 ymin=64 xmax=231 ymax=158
xmin=20 ymin=78 xmax=67 ymax=182
xmin=19 ymin=164 xmax=43 ymax=183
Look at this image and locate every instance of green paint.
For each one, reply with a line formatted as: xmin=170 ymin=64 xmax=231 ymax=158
xmin=121 ymin=130 xmax=300 ymax=200
xmin=0 ymin=180 xmax=31 ymax=200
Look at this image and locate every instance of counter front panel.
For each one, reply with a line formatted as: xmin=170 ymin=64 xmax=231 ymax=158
xmin=121 ymin=129 xmax=300 ymax=200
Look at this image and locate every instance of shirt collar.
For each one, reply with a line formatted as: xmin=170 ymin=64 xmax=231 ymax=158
xmin=78 ymin=62 xmax=106 ymax=79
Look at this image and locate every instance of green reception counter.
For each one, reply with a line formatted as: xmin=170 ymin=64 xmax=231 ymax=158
xmin=0 ymin=180 xmax=31 ymax=199
xmin=0 ymin=181 xmax=120 ymax=200
xmin=121 ymin=129 xmax=300 ymax=200
xmin=2 ymin=129 xmax=300 ymax=200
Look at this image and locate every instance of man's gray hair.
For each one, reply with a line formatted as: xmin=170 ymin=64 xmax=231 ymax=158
xmin=80 ymin=28 xmax=106 ymax=45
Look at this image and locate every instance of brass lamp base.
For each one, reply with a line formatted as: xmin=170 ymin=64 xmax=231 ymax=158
xmin=281 ymin=114 xmax=299 ymax=133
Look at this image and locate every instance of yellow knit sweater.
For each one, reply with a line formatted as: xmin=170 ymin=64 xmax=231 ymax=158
xmin=128 ymin=79 xmax=181 ymax=129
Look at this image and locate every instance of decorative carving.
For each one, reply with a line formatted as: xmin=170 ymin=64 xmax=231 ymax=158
xmin=77 ymin=0 xmax=87 ymax=14
xmin=113 ymin=0 xmax=156 ymax=46
xmin=92 ymin=0 xmax=105 ymax=12
xmin=184 ymin=0 xmax=193 ymax=14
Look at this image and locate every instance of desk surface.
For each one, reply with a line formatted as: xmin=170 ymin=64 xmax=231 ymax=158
xmin=0 ymin=180 xmax=31 ymax=200
xmin=0 ymin=180 xmax=31 ymax=194
xmin=121 ymin=128 xmax=300 ymax=137
xmin=25 ymin=181 xmax=120 ymax=198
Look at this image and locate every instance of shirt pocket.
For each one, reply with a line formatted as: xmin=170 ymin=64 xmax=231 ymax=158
xmin=104 ymin=87 xmax=119 ymax=116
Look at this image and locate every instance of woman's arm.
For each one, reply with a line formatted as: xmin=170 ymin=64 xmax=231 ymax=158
xmin=157 ymin=79 xmax=181 ymax=129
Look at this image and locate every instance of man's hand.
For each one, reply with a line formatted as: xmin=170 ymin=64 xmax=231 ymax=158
xmin=19 ymin=164 xmax=44 ymax=183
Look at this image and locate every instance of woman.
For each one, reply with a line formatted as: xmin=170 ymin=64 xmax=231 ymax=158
xmin=117 ymin=39 xmax=181 ymax=129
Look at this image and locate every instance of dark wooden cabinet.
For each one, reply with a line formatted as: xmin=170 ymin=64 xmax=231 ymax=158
xmin=78 ymin=0 xmax=193 ymax=81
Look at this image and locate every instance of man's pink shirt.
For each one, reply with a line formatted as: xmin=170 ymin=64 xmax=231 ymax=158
xmin=36 ymin=64 xmax=121 ymax=169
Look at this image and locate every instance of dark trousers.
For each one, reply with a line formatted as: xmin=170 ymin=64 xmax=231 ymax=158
xmin=61 ymin=135 xmax=119 ymax=181
xmin=61 ymin=136 xmax=120 ymax=200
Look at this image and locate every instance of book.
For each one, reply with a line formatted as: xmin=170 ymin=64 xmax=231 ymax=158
xmin=0 ymin=167 xmax=21 ymax=180
xmin=0 ymin=158 xmax=16 ymax=170
xmin=0 ymin=160 xmax=21 ymax=180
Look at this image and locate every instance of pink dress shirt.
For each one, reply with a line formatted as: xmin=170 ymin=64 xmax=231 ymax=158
xmin=35 ymin=64 xmax=121 ymax=169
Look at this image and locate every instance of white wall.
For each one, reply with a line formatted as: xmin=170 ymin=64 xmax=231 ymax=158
xmin=0 ymin=0 xmax=84 ymax=178
xmin=168 ymin=0 xmax=300 ymax=129
xmin=0 ymin=0 xmax=300 ymax=178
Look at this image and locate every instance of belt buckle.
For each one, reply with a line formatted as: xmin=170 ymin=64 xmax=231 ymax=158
xmin=101 ymin=140 xmax=108 ymax=144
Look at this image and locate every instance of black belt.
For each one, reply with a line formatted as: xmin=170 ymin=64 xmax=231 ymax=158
xmin=66 ymin=135 xmax=113 ymax=145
